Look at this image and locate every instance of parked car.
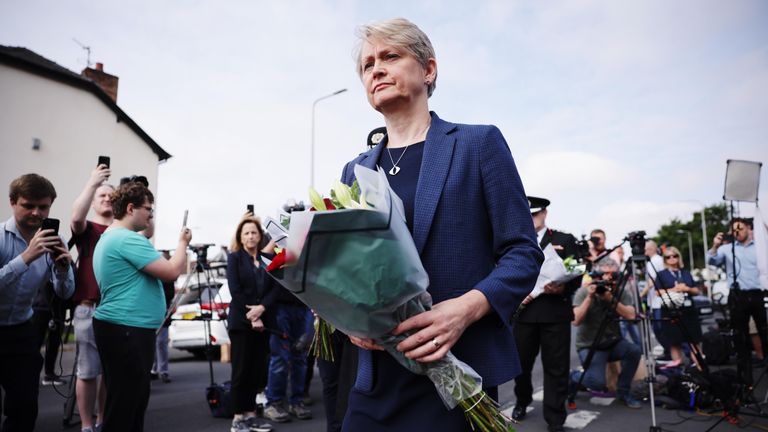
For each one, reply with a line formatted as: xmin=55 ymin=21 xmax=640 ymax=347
xmin=169 ymin=266 xmax=231 ymax=358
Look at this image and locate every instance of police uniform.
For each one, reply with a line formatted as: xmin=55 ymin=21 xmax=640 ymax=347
xmin=513 ymin=197 xmax=580 ymax=431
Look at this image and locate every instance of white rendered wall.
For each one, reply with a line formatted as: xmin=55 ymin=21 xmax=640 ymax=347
xmin=0 ymin=63 xmax=162 ymax=241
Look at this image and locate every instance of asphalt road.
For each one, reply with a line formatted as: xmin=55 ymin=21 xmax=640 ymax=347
xmin=33 ymin=319 xmax=768 ymax=432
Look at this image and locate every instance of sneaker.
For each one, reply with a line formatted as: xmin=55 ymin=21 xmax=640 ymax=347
xmin=287 ymin=402 xmax=312 ymax=420
xmin=150 ymin=372 xmax=159 ymax=380
xmin=161 ymin=373 xmax=172 ymax=383
xmin=81 ymin=428 xmax=94 ymax=432
xmin=263 ymin=404 xmax=291 ymax=423
xmin=618 ymin=394 xmax=642 ymax=409
xmin=231 ymin=419 xmax=251 ymax=432
xmin=41 ymin=375 xmax=66 ymax=386
xmin=94 ymin=424 xmax=102 ymax=432
xmin=244 ymin=416 xmax=273 ymax=432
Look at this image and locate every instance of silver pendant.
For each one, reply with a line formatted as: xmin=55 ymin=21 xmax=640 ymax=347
xmin=388 ymin=165 xmax=401 ymax=176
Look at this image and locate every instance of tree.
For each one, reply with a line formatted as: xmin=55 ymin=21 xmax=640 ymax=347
xmin=654 ymin=203 xmax=730 ymax=269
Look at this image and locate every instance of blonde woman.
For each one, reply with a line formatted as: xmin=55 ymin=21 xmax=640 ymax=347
xmin=656 ymin=246 xmax=702 ymax=369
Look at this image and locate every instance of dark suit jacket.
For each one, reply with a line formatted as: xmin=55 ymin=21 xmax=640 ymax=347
xmin=226 ymin=250 xmax=279 ymax=331
xmin=518 ymin=228 xmax=580 ymax=323
xmin=341 ymin=112 xmax=543 ymax=387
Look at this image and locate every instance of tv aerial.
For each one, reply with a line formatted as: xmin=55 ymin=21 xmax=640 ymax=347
xmin=72 ymin=38 xmax=92 ymax=68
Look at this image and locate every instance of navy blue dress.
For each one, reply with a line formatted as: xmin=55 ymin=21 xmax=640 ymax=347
xmin=656 ymin=269 xmax=702 ymax=345
xmin=342 ymin=142 xmax=475 ymax=431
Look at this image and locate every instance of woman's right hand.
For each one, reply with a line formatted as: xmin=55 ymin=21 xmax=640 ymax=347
xmin=349 ymin=335 xmax=384 ymax=351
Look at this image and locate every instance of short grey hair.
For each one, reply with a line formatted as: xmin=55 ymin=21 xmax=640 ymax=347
xmin=597 ymin=258 xmax=619 ymax=271
xmin=354 ymin=18 xmax=437 ymax=97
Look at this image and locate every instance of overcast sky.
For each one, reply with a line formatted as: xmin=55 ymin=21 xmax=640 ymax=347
xmin=2 ymin=0 xmax=767 ymax=251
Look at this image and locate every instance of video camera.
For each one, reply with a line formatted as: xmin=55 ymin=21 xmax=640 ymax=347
xmin=626 ymin=230 xmax=646 ymax=257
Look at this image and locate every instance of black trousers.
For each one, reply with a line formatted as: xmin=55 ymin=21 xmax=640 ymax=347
xmin=93 ymin=318 xmax=155 ymax=432
xmin=0 ymin=320 xmax=43 ymax=432
xmin=229 ymin=329 xmax=269 ymax=413
xmin=513 ymin=321 xmax=571 ymax=427
xmin=729 ymin=290 xmax=768 ymax=386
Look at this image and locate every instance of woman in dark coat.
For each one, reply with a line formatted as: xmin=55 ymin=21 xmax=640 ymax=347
xmin=227 ymin=216 xmax=278 ymax=432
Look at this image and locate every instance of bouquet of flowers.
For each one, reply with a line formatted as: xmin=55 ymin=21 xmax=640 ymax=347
xmin=527 ymin=244 xmax=586 ymax=299
xmin=263 ymin=165 xmax=513 ymax=432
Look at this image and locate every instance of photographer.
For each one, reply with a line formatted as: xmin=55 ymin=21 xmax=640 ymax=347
xmin=1 ymin=173 xmax=74 ymax=431
xmin=571 ymin=258 xmax=642 ymax=409
xmin=708 ymin=217 xmax=763 ymax=385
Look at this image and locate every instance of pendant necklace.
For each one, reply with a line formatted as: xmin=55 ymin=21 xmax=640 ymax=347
xmin=386 ymin=121 xmax=431 ymax=176
xmin=387 ymin=145 xmax=410 ymax=176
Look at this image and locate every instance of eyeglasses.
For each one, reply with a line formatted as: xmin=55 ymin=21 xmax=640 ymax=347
xmin=139 ymin=205 xmax=154 ymax=214
xmin=664 ymin=254 xmax=679 ymax=260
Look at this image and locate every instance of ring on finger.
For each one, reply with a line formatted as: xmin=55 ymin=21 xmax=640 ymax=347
xmin=432 ymin=337 xmax=440 ymax=348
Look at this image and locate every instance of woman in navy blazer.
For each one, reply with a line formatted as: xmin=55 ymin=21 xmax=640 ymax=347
xmin=339 ymin=18 xmax=543 ymax=431
xmin=226 ymin=216 xmax=278 ymax=432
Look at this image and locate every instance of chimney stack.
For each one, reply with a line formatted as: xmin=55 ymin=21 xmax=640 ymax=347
xmin=82 ymin=62 xmax=119 ymax=103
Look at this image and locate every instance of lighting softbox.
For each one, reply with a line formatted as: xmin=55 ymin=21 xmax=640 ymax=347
xmin=723 ymin=159 xmax=762 ymax=202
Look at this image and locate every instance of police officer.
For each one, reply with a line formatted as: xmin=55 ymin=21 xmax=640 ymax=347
xmin=512 ymin=196 xmax=580 ymax=432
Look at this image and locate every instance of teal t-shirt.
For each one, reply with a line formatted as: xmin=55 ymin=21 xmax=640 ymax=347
xmin=93 ymin=227 xmax=164 ymax=329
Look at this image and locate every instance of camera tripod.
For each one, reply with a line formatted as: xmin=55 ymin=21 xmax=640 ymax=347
xmin=163 ymin=244 xmax=226 ymax=388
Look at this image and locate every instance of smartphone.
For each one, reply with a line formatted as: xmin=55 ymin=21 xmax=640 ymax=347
xmin=182 ymin=210 xmax=189 ymax=227
xmin=97 ymin=156 xmax=111 ymax=168
xmin=723 ymin=233 xmax=735 ymax=243
xmin=247 ymin=204 xmax=255 ymax=214
xmin=41 ymin=218 xmax=60 ymax=236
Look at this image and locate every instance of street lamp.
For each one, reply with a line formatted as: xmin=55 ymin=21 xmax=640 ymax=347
xmin=679 ymin=200 xmax=709 ymax=264
xmin=676 ymin=229 xmax=695 ymax=270
xmin=311 ymin=88 xmax=347 ymax=188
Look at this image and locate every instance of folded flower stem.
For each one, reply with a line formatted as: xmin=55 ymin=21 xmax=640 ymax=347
xmin=309 ymin=316 xmax=335 ymax=361
xmin=460 ymin=390 xmax=515 ymax=432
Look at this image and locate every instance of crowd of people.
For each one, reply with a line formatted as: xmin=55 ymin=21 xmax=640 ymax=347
xmin=0 ymin=16 xmax=764 ymax=432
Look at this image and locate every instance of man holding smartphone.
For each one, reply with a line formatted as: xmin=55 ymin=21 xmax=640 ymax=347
xmin=708 ymin=218 xmax=763 ymax=385
xmin=1 ymin=173 xmax=75 ymax=432
xmin=70 ymin=162 xmax=113 ymax=432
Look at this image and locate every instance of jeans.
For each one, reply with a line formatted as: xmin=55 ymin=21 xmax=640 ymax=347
xmin=573 ymin=339 xmax=641 ymax=397
xmin=266 ymin=303 xmax=310 ymax=405
xmin=152 ymin=326 xmax=169 ymax=374
xmin=620 ymin=321 xmax=641 ymax=348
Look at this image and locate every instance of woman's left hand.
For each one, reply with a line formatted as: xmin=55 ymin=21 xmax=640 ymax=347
xmin=392 ymin=290 xmax=490 ymax=363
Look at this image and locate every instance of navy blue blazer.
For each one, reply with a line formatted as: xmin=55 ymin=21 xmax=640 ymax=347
xmin=226 ymin=249 xmax=279 ymax=331
xmin=341 ymin=112 xmax=543 ymax=386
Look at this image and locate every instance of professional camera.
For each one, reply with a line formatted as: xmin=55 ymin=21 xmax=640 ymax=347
xmin=626 ymin=230 xmax=646 ymax=257
xmin=588 ymin=270 xmax=619 ymax=295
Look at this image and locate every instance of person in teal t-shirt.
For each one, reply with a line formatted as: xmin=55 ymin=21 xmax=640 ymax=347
xmin=94 ymin=227 xmax=164 ymax=328
xmin=92 ymin=181 xmax=191 ymax=432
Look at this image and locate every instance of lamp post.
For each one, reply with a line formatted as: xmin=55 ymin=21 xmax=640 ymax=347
xmin=311 ymin=88 xmax=347 ymax=188
xmin=676 ymin=229 xmax=695 ymax=270
xmin=680 ymin=200 xmax=709 ymax=265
